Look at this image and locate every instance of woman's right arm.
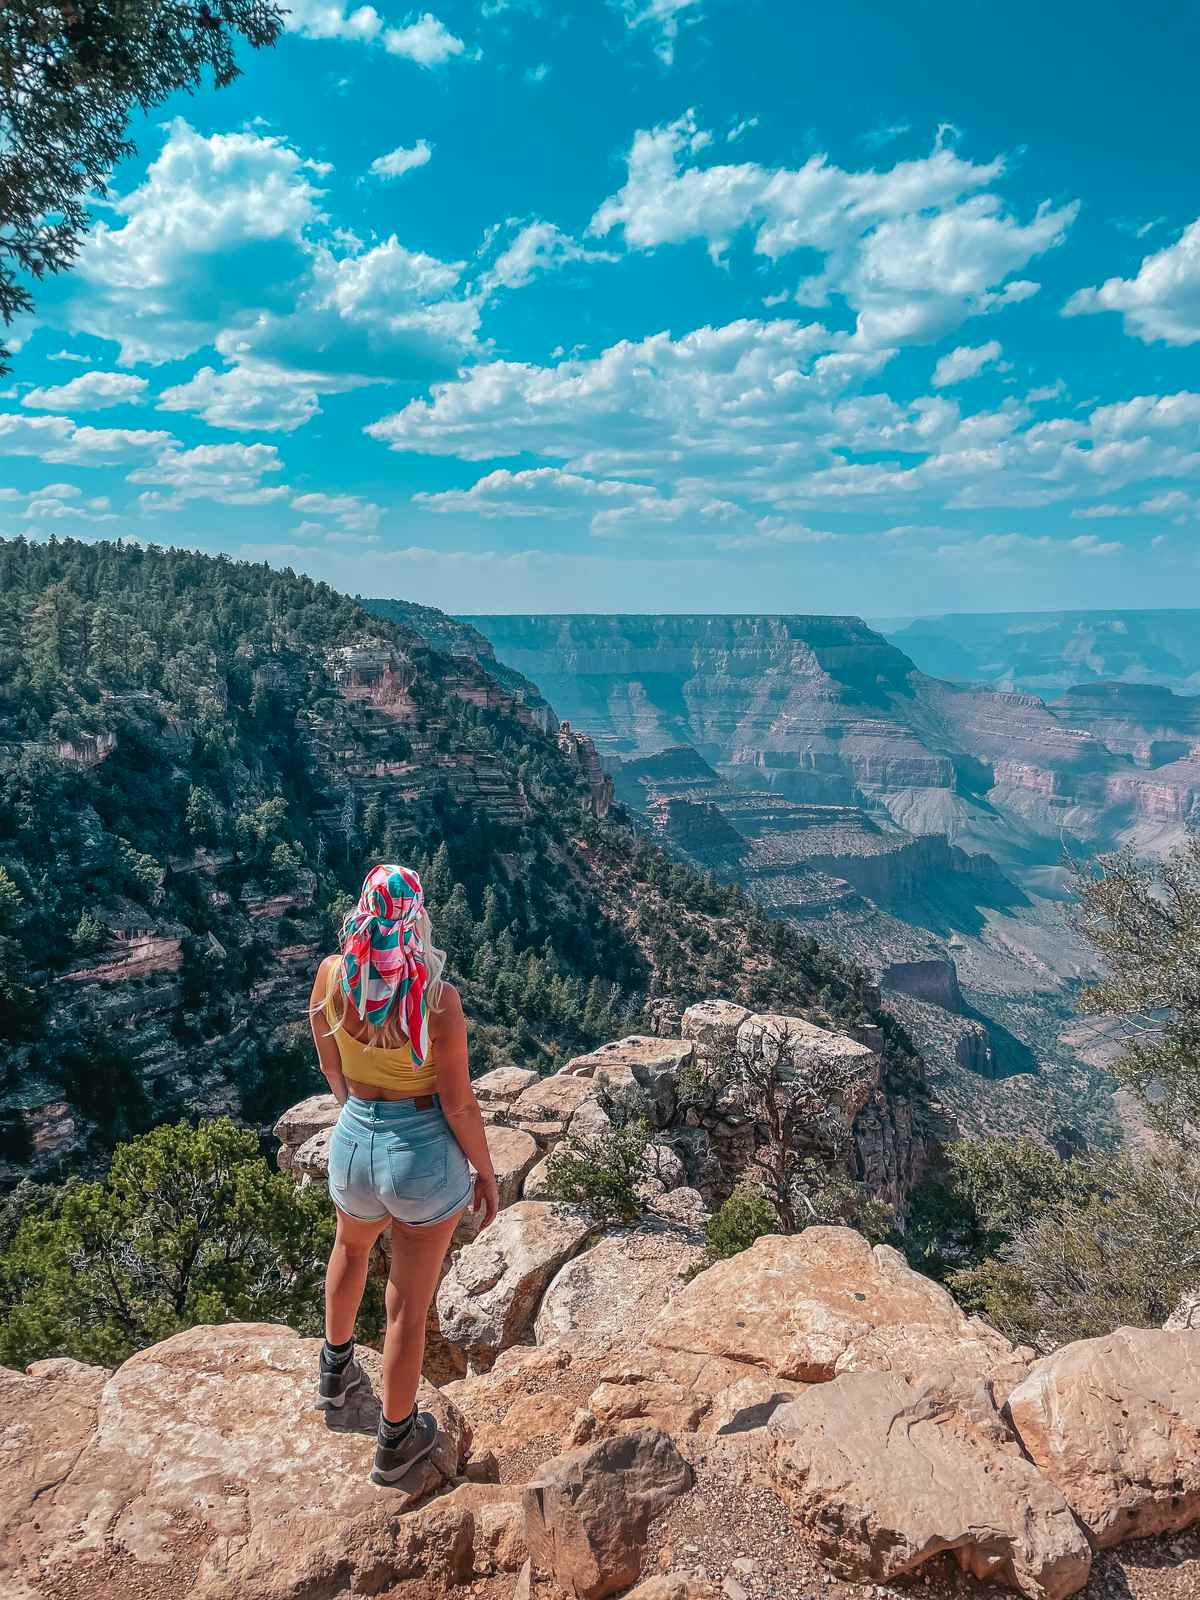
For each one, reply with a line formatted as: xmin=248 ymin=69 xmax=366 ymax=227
xmin=434 ymin=985 xmax=500 ymax=1227
xmin=309 ymin=957 xmax=349 ymax=1105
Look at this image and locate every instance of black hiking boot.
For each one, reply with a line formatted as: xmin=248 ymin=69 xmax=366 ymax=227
xmin=314 ymin=1348 xmax=363 ymax=1410
xmin=371 ymin=1411 xmax=438 ymax=1485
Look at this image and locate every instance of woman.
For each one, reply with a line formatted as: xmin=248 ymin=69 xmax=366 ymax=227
xmin=308 ymin=862 xmax=500 ymax=1485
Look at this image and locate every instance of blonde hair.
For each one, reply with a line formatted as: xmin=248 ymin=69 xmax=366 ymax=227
xmin=319 ymin=905 xmax=447 ymax=1050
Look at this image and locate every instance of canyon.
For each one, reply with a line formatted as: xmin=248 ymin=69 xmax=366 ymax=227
xmin=431 ymin=611 xmax=1200 ymax=1148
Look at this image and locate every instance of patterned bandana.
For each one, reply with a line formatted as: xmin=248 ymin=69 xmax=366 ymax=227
xmin=340 ymin=864 xmax=430 ymax=1065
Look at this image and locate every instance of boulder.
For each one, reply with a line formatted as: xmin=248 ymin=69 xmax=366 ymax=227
xmin=769 ymin=1372 xmax=1092 ymax=1599
xmin=0 ymin=1324 xmax=471 ymax=1600
xmin=436 ymin=1201 xmax=594 ymax=1369
xmin=472 ymin=1065 xmax=540 ymax=1104
xmin=705 ymin=1374 xmax=803 ymax=1437
xmin=523 ymin=1426 xmax=693 ymax=1599
xmin=1005 ymin=1326 xmax=1200 ymax=1548
xmin=522 ymin=1155 xmax=552 ymax=1199
xmin=568 ymin=1094 xmax=613 ymax=1143
xmin=680 ymin=1000 xmax=750 ymax=1048
xmin=510 ymin=1074 xmax=596 ymax=1132
xmin=272 ymin=1092 xmax=339 ymax=1157
xmin=292 ymin=1124 xmax=335 ymax=1182
xmin=442 ymin=1482 xmax=528 ymax=1575
xmin=485 ymin=1124 xmax=541 ymax=1209
xmin=736 ymin=1014 xmax=876 ymax=1125
xmin=575 ymin=1036 xmax=693 ymax=1129
xmin=624 ymin=1578 xmax=720 ymax=1600
xmin=646 ymin=1227 xmax=1021 ymax=1384
xmin=650 ymin=1187 xmax=709 ymax=1230
xmin=535 ymin=1226 xmax=705 ymax=1346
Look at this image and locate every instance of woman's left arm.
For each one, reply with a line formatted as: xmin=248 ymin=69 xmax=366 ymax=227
xmin=309 ymin=957 xmax=349 ymax=1105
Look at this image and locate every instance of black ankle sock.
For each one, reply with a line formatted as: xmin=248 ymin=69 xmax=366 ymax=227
xmin=378 ymin=1406 xmax=417 ymax=1448
xmin=323 ymin=1337 xmax=354 ymax=1369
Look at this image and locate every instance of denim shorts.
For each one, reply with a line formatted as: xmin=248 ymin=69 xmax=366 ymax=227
xmin=328 ymin=1095 xmax=473 ymax=1226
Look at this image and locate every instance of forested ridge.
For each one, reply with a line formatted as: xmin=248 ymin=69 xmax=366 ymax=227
xmin=0 ymin=535 xmax=923 ymax=1185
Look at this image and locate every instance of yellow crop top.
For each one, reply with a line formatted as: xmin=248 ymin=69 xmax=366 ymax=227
xmin=324 ymin=969 xmax=438 ymax=1095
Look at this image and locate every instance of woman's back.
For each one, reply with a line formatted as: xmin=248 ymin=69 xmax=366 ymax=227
xmin=321 ymin=957 xmax=439 ymax=1097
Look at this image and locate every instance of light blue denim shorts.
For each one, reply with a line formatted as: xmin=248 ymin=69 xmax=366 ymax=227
xmin=328 ymin=1095 xmax=473 ymax=1226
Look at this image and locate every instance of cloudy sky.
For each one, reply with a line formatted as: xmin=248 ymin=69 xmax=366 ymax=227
xmin=3 ymin=0 xmax=1199 ymax=615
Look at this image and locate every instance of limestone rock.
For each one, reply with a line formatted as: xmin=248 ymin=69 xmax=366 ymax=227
xmin=574 ymin=1035 xmax=693 ymax=1129
xmin=624 ymin=1577 xmax=720 ymax=1600
xmin=486 ymin=1124 xmax=541 ymax=1208
xmin=0 ymin=1324 xmax=471 ymax=1600
xmin=706 ymin=1374 xmax=804 ymax=1437
xmin=523 ymin=1426 xmax=693 ymax=1599
xmin=272 ymin=1092 xmax=339 ymax=1153
xmin=510 ymin=1074 xmax=596 ymax=1132
xmin=568 ymin=1094 xmax=613 ymax=1143
xmin=681 ymin=1000 xmax=751 ymax=1048
xmin=292 ymin=1124 xmax=335 ymax=1182
xmin=442 ymin=1482 xmax=528 ymax=1574
xmin=1005 ymin=1326 xmax=1200 ymax=1548
xmin=436 ymin=1200 xmax=594 ymax=1368
xmin=769 ymin=1371 xmax=1092 ymax=1599
xmin=647 ymin=1226 xmax=1021 ymax=1384
xmin=472 ymin=1065 xmax=541 ymax=1104
xmin=522 ymin=1155 xmax=552 ymax=1199
xmin=736 ymin=1012 xmax=876 ymax=1114
xmin=536 ymin=1225 xmax=704 ymax=1347
xmin=650 ymin=1187 xmax=709 ymax=1230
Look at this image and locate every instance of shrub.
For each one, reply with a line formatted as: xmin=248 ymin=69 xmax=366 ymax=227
xmin=700 ymin=1180 xmax=777 ymax=1268
xmin=544 ymin=1117 xmax=650 ymax=1227
xmin=0 ymin=1118 xmax=349 ymax=1368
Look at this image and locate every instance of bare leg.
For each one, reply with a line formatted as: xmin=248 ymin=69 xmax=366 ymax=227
xmin=325 ymin=1207 xmax=388 ymax=1346
xmin=381 ymin=1209 xmax=464 ymax=1421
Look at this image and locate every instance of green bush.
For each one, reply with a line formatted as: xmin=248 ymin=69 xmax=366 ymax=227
xmin=544 ymin=1118 xmax=650 ymax=1227
xmin=700 ymin=1180 xmax=777 ymax=1268
xmin=0 ymin=1118 xmax=351 ymax=1368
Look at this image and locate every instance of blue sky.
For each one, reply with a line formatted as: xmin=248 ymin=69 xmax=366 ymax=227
xmin=2 ymin=0 xmax=1199 ymax=615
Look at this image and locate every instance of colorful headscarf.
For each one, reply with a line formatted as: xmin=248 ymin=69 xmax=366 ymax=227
xmin=340 ymin=864 xmax=430 ymax=1065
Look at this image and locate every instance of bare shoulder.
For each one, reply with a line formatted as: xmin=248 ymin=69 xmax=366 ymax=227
xmin=309 ymin=952 xmax=338 ymax=1001
xmin=432 ymin=981 xmax=464 ymax=1020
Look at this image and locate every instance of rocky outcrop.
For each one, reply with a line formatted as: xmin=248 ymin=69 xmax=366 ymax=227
xmin=768 ymin=1372 xmax=1092 ymax=1598
xmin=1005 ymin=1327 xmax=1200 ymax=1548
xmin=523 ymin=1427 xmax=693 ymax=1600
xmin=0 ymin=1324 xmax=475 ymax=1600
xmin=645 ymin=1226 xmax=1024 ymax=1385
xmin=435 ymin=1201 xmax=594 ymax=1370
xmin=534 ymin=1222 xmax=704 ymax=1346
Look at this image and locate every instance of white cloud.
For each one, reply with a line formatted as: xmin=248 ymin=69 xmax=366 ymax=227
xmin=47 ymin=349 xmax=93 ymax=364
xmin=72 ymin=119 xmax=326 ymax=364
xmin=369 ymin=139 xmax=433 ymax=180
xmin=413 ymin=466 xmax=646 ymax=517
xmin=1065 ymin=219 xmax=1200 ymax=346
xmin=155 ymin=363 xmax=362 ymax=433
xmin=284 ymin=3 xmax=468 ymax=63
xmin=368 ymin=317 xmax=895 ymax=472
xmin=129 ymin=441 xmax=286 ymax=506
xmin=22 ymin=371 xmax=149 ymax=411
xmin=934 ymin=531 xmax=1122 ymax=562
xmin=384 ymin=12 xmax=466 ymax=63
xmin=0 ymin=412 xmax=173 ymax=466
xmin=483 ymin=221 xmax=617 ymax=291
xmin=218 ymin=235 xmax=481 ymax=382
xmin=1072 ymin=490 xmax=1200 ymax=522
xmin=621 ymin=0 xmax=703 ymax=65
xmin=931 ymin=340 xmax=1003 ymax=387
xmin=589 ymin=113 xmax=1076 ymax=347
xmin=22 ymin=484 xmax=117 ymax=523
xmin=291 ymin=490 xmax=383 ymax=531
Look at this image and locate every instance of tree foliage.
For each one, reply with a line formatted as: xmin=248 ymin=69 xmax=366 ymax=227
xmin=912 ymin=835 xmax=1200 ymax=1348
xmin=0 ymin=1118 xmax=343 ymax=1367
xmin=0 ymin=0 xmax=282 ymax=368
xmin=544 ymin=1117 xmax=651 ymax=1228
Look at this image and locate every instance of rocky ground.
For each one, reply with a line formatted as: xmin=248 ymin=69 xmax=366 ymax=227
xmin=3 ymin=1001 xmax=1197 ymax=1600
